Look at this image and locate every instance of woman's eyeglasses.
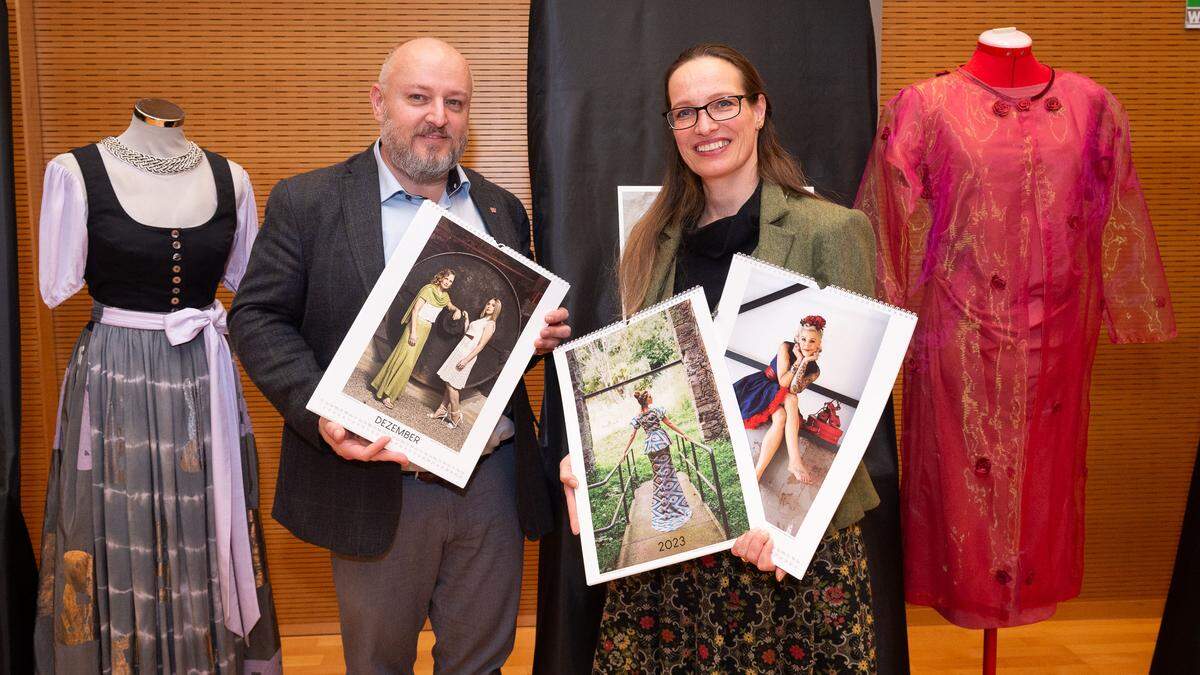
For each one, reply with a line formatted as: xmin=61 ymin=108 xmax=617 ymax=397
xmin=664 ymin=94 xmax=756 ymax=130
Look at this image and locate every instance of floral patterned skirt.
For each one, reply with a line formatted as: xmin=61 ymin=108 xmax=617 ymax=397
xmin=594 ymin=524 xmax=876 ymax=674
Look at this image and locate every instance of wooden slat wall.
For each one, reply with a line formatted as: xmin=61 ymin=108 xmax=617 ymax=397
xmin=10 ymin=0 xmax=1197 ymax=633
xmin=10 ymin=0 xmax=541 ymax=631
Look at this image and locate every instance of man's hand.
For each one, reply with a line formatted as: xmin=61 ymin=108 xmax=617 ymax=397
xmin=318 ymin=417 xmax=409 ymax=467
xmin=535 ymin=307 xmax=572 ymax=355
xmin=731 ymin=528 xmax=787 ymax=582
xmin=560 ymin=455 xmax=580 ymax=535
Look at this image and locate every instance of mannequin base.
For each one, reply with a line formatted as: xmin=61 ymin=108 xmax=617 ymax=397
xmin=983 ymin=628 xmax=997 ymax=675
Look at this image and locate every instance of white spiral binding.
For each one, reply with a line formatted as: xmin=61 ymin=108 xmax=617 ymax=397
xmin=730 ymin=253 xmax=916 ymax=319
xmin=557 ymin=285 xmax=708 ymax=352
xmin=423 ymin=202 xmax=569 ymax=289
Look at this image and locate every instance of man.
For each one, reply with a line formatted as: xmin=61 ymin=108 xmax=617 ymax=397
xmin=229 ymin=38 xmax=570 ymax=673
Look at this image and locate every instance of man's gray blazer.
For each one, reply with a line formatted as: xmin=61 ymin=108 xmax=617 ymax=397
xmin=229 ymin=145 xmax=556 ymax=558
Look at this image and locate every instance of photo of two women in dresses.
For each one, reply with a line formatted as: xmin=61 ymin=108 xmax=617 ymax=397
xmin=565 ymin=297 xmax=749 ymax=575
xmin=342 ymin=216 xmax=550 ymax=451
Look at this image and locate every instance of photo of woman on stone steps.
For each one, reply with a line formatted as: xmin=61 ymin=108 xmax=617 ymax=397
xmin=556 ymin=291 xmax=762 ymax=583
xmin=622 ymin=389 xmax=693 ymax=532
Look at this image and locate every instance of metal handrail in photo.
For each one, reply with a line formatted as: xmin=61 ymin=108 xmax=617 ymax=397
xmin=589 ymin=442 xmax=640 ymax=535
xmin=673 ymin=435 xmax=732 ymax=538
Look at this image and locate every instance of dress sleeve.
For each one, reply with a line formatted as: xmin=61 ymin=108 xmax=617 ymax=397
xmin=223 ymin=169 xmax=260 ymax=292
xmin=38 ymin=161 xmax=89 ymax=308
xmin=1096 ymin=96 xmax=1176 ymax=344
xmin=853 ymin=86 xmax=930 ymax=308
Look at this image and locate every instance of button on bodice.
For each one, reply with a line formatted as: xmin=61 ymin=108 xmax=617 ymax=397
xmin=71 ymin=143 xmax=237 ymax=312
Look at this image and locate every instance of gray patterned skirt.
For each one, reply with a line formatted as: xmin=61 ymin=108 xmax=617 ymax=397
xmin=34 ymin=307 xmax=281 ymax=673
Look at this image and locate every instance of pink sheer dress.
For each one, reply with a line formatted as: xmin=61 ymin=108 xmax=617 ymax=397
xmin=855 ymin=69 xmax=1176 ymax=628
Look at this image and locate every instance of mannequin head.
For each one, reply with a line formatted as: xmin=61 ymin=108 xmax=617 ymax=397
xmin=372 ymin=38 xmax=472 ymax=191
xmin=964 ymin=27 xmax=1049 ymax=87
xmin=133 ymin=98 xmax=186 ymax=127
xmin=119 ymin=99 xmax=191 ymax=156
xmin=978 ymin=27 xmax=1033 ymax=50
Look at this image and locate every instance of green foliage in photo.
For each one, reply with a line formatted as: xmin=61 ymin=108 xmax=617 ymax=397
xmin=586 ymin=397 xmax=749 ymax=572
xmin=572 ymin=313 xmax=681 ymax=396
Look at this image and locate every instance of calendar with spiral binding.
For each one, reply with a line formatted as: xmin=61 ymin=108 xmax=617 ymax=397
xmin=307 ymin=201 xmax=569 ymax=487
xmin=712 ymin=253 xmax=917 ymax=581
xmin=554 ymin=287 xmax=765 ymax=584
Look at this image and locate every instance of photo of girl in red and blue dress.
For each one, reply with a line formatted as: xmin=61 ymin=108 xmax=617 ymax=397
xmin=733 ymin=315 xmax=825 ymax=484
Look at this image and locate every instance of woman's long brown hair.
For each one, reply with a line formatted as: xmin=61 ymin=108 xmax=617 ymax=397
xmin=618 ymin=43 xmax=818 ymax=314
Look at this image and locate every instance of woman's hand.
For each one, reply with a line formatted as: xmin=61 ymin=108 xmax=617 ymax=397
xmin=407 ymin=330 xmax=417 ymax=347
xmin=560 ymin=455 xmax=580 ymax=535
xmin=731 ymin=529 xmax=787 ymax=582
xmin=801 ymin=347 xmax=822 ymax=368
xmin=790 ymin=349 xmax=821 ymax=392
xmin=455 ymin=359 xmax=468 ymax=371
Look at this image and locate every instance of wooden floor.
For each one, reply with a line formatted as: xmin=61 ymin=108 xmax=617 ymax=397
xmin=281 ymin=601 xmax=1163 ymax=673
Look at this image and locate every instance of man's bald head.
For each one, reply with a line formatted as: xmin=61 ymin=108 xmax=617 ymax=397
xmin=370 ymin=37 xmax=473 ymax=193
xmin=378 ymin=37 xmax=473 ymax=94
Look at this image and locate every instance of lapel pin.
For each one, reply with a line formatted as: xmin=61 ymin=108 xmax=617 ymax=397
xmin=489 ymin=206 xmax=497 ymax=213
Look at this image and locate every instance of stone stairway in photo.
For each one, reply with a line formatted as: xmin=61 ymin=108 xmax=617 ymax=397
xmin=616 ymin=473 xmax=727 ymax=569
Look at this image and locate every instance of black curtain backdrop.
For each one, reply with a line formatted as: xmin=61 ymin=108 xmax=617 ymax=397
xmin=0 ymin=4 xmax=38 ymax=672
xmin=528 ymin=3 xmax=909 ymax=673
xmin=1150 ymin=440 xmax=1200 ymax=673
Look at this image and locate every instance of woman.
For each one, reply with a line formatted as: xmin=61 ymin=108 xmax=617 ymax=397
xmin=431 ymin=297 xmax=501 ymax=429
xmin=623 ymin=389 xmax=693 ymax=532
xmin=734 ymin=315 xmax=826 ymax=483
xmin=370 ymin=268 xmax=459 ymax=408
xmin=560 ymin=44 xmax=880 ymax=672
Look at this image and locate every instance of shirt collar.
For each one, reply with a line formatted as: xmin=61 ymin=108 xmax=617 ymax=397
xmin=373 ymin=139 xmax=471 ymax=205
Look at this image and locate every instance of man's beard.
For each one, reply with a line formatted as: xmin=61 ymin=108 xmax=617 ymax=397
xmin=381 ymin=113 xmax=468 ymax=186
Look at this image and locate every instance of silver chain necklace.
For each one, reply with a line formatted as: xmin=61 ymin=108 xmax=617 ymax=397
xmin=99 ymin=136 xmax=204 ymax=175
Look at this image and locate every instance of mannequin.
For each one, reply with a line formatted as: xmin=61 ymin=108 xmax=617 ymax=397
xmin=49 ymin=98 xmax=249 ymax=229
xmin=856 ymin=27 xmax=1176 ymax=675
xmin=963 ymin=29 xmax=1050 ymax=675
xmin=965 ymin=32 xmax=1049 ymax=672
xmin=34 ymin=100 xmax=281 ymax=672
xmin=962 ymin=27 xmax=1051 ymax=88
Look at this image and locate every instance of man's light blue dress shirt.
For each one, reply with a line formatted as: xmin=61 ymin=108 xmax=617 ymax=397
xmin=372 ymin=140 xmax=513 ymax=451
